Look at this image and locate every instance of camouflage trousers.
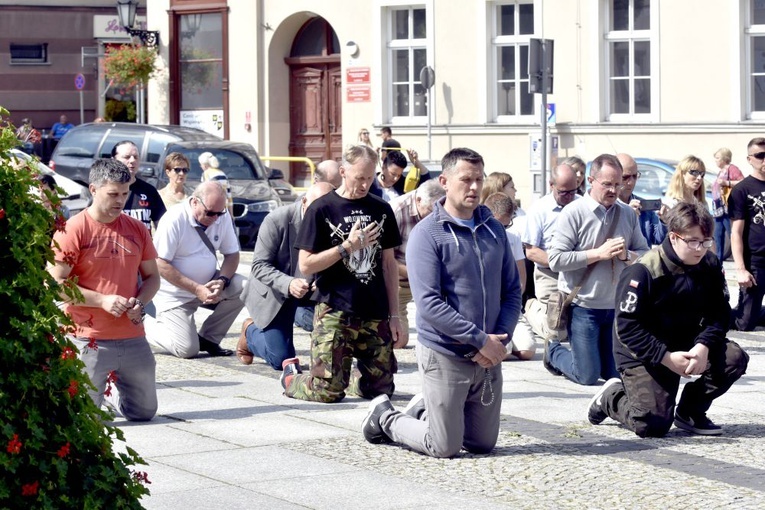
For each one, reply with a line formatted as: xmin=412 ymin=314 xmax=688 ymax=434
xmin=602 ymin=340 xmax=749 ymax=438
xmin=285 ymin=303 xmax=397 ymax=403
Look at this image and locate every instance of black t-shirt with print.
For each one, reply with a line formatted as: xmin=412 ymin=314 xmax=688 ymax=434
xmin=124 ymin=178 xmax=166 ymax=232
xmin=296 ymin=191 xmax=401 ymax=320
xmin=728 ymin=175 xmax=765 ymax=267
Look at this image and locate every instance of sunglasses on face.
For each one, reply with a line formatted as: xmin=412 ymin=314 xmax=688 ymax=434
xmin=749 ymin=151 xmax=765 ymax=160
xmin=687 ymin=169 xmax=705 ymax=178
xmin=196 ymin=197 xmax=227 ymax=217
xmin=171 ymin=167 xmax=190 ymax=174
xmin=555 ymin=187 xmax=578 ymax=196
xmin=622 ymin=172 xmax=641 ymax=181
xmin=361 ymin=132 xmax=369 ymax=135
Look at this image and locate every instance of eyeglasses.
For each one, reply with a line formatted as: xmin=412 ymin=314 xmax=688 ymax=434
xmin=360 ymin=131 xmax=369 ymax=135
xmin=555 ymin=187 xmax=579 ymax=197
xmin=622 ymin=172 xmax=641 ymax=182
xmin=171 ymin=167 xmax=190 ymax=174
xmin=196 ymin=197 xmax=227 ymax=217
xmin=673 ymin=233 xmax=713 ymax=250
xmin=748 ymin=151 xmax=765 ymax=160
xmin=687 ymin=169 xmax=705 ymax=178
xmin=591 ymin=178 xmax=623 ymax=190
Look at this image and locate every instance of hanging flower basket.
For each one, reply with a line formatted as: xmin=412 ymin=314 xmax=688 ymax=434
xmin=103 ymin=44 xmax=158 ymax=89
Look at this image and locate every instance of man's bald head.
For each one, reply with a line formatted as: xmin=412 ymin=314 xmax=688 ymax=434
xmin=314 ymin=160 xmax=342 ymax=188
xmin=303 ymin=182 xmax=334 ymax=213
xmin=195 ymin=180 xmax=227 ymax=202
xmin=616 ymin=153 xmax=638 ymax=201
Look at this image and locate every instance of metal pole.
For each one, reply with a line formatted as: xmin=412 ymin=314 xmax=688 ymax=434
xmin=540 ymin=40 xmax=548 ymax=193
xmin=427 ymin=87 xmax=432 ymax=161
xmin=79 ymin=90 xmax=84 ymax=124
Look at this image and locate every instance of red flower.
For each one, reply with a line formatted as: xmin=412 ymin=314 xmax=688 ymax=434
xmin=21 ymin=481 xmax=39 ymax=496
xmin=60 ymin=346 xmax=76 ymax=360
xmin=0 ymin=209 xmax=5 ymax=220
xmin=61 ymin=250 xmax=76 ymax=267
xmin=67 ymin=380 xmax=79 ymax=398
xmin=104 ymin=370 xmax=118 ymax=397
xmin=54 ymin=213 xmax=67 ymax=232
xmin=6 ymin=434 xmax=22 ymax=454
xmin=132 ymin=471 xmax=151 ymax=484
xmin=57 ymin=442 xmax=71 ymax=458
xmin=86 ymin=337 xmax=98 ymax=351
xmin=47 ymin=333 xmax=55 ymax=343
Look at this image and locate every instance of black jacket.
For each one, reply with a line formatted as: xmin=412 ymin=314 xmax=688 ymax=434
xmin=613 ymin=238 xmax=729 ymax=370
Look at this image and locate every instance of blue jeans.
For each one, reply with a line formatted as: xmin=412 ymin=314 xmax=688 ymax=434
xmin=548 ymin=304 xmax=618 ymax=385
xmin=294 ymin=305 xmax=315 ymax=332
xmin=714 ymin=215 xmax=730 ymax=262
xmin=245 ymin=301 xmax=297 ymax=370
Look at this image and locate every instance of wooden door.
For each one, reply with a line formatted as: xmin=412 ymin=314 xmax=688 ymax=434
xmin=287 ymin=62 xmax=342 ymax=186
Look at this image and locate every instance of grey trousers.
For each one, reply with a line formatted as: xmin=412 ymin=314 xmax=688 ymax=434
xmin=72 ymin=336 xmax=157 ymax=422
xmin=148 ymin=274 xmax=245 ymax=358
xmin=380 ymin=343 xmax=503 ymax=458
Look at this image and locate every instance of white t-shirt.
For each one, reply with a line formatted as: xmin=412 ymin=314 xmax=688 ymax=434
xmin=153 ymin=198 xmax=240 ymax=312
xmin=506 ymin=228 xmax=525 ymax=262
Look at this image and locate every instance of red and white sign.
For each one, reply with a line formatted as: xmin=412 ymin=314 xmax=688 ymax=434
xmin=346 ymin=67 xmax=371 ymax=84
xmin=346 ymin=85 xmax=371 ymax=103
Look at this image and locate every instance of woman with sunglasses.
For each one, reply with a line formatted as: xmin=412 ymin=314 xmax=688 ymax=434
xmin=158 ymin=152 xmax=191 ymax=208
xmin=357 ymin=128 xmax=375 ymax=149
xmin=664 ymin=155 xmax=707 ymax=209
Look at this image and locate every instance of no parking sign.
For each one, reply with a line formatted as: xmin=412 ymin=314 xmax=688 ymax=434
xmin=74 ymin=73 xmax=85 ymax=90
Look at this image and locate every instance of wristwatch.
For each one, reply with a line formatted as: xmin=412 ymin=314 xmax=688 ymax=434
xmin=337 ymin=243 xmax=350 ymax=259
xmin=219 ymin=275 xmax=231 ymax=288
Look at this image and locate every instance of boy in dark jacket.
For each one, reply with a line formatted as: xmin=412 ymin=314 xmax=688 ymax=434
xmin=588 ymin=201 xmax=748 ymax=437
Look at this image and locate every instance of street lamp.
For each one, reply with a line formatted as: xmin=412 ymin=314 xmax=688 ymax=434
xmin=116 ymin=0 xmax=160 ymax=48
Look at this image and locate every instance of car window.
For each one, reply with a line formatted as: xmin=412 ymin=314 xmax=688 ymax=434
xmin=635 ymin=163 xmax=672 ymax=196
xmin=54 ymin=128 xmax=102 ymax=158
xmin=173 ymin=148 xmax=258 ymax=181
xmin=99 ymin=131 xmax=146 ymax=159
xmin=147 ymin=133 xmax=179 ymax=164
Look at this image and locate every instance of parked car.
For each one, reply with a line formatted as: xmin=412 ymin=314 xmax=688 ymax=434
xmin=154 ymin=141 xmax=295 ymax=247
xmin=48 ymin=122 xmax=220 ymax=186
xmin=9 ymin=149 xmax=91 ymax=216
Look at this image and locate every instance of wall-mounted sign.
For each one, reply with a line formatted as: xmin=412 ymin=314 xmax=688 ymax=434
xmin=93 ymin=15 xmax=147 ymax=39
xmin=180 ymin=110 xmax=224 ymax=137
xmin=346 ymin=67 xmax=370 ymax=84
xmin=346 ymin=85 xmax=371 ymax=103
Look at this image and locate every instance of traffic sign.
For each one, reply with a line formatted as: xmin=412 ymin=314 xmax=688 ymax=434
xmin=74 ymin=73 xmax=86 ymax=90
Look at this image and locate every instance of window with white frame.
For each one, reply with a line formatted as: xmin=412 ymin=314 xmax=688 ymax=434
xmin=748 ymin=1 xmax=765 ymax=114
xmin=492 ymin=1 xmax=535 ymax=120
xmin=386 ymin=6 xmax=428 ymax=119
xmin=604 ymin=0 xmax=653 ymax=117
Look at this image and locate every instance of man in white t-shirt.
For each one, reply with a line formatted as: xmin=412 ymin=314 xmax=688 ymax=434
xmin=146 ymin=181 xmax=245 ymax=358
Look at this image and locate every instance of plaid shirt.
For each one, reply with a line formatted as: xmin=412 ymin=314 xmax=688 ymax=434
xmin=390 ymin=190 xmax=422 ymax=282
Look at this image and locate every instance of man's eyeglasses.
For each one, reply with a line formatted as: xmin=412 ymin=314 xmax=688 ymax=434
xmin=687 ymin=169 xmax=705 ymax=178
xmin=591 ymin=178 xmax=623 ymax=190
xmin=622 ymin=172 xmax=641 ymax=182
xmin=196 ymin=197 xmax=227 ymax=217
xmin=555 ymin=187 xmax=579 ymax=197
xmin=748 ymin=151 xmax=765 ymax=160
xmin=674 ymin=233 xmax=713 ymax=250
xmin=171 ymin=167 xmax=190 ymax=174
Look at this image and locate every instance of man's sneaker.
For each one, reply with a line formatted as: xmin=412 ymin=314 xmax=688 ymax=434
xmin=362 ymin=394 xmax=395 ymax=444
xmin=587 ymin=378 xmax=623 ymax=425
xmin=543 ymin=337 xmax=562 ymax=376
xmin=674 ymin=412 xmax=723 ymax=436
xmin=280 ymin=357 xmax=302 ymax=390
xmin=403 ymin=393 xmax=425 ymax=420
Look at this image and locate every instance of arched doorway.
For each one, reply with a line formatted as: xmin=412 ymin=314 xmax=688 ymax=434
xmin=284 ymin=17 xmax=342 ymax=186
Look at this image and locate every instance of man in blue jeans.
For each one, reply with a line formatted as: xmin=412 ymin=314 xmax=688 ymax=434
xmin=237 ymin=182 xmax=333 ymax=369
xmin=547 ymin=154 xmax=649 ymax=385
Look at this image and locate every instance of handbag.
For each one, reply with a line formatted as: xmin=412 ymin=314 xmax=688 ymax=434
xmin=546 ymin=207 xmax=621 ymax=331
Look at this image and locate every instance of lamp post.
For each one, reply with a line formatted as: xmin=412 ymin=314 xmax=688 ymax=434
xmin=116 ymin=0 xmax=160 ymax=48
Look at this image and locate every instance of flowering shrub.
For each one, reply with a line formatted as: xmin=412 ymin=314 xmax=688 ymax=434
xmin=0 ymin=107 xmax=149 ymax=507
xmin=103 ymin=44 xmax=158 ymax=89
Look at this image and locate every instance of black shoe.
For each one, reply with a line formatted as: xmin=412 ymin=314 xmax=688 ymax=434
xmin=674 ymin=412 xmax=723 ymax=436
xmin=199 ymin=336 xmax=233 ymax=357
xmin=543 ymin=337 xmax=562 ymax=376
xmin=362 ymin=394 xmax=395 ymax=444
xmin=403 ymin=393 xmax=426 ymax=420
xmin=587 ymin=378 xmax=622 ymax=425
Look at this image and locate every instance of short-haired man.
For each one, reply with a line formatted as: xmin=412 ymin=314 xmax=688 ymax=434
xmin=237 ymin=182 xmax=334 ymax=369
xmin=616 ymin=153 xmax=666 ymax=246
xmin=51 ymin=114 xmax=74 ymax=141
xmin=281 ymin=145 xmax=403 ymax=403
xmin=112 ymin=140 xmax=166 ymax=232
xmin=389 ymin=179 xmax=445 ymax=347
xmin=314 ymin=159 xmax=342 ymax=188
xmin=378 ymin=126 xmax=401 ymax=162
xmin=147 ymin=181 xmax=244 ymax=358
xmin=362 ymin=148 xmax=521 ymax=458
xmin=547 ymin=154 xmax=650 ymax=385
xmin=522 ymin=163 xmax=579 ymax=343
xmin=49 ymin=159 xmax=160 ymax=421
xmin=730 ymin=137 xmax=765 ymax=331
xmin=589 ymin=202 xmax=749 ymax=436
